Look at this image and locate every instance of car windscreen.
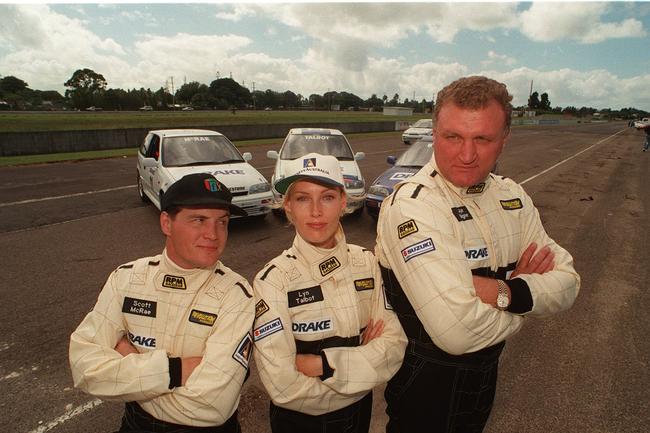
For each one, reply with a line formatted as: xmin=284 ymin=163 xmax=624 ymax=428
xmin=396 ymin=141 xmax=433 ymax=167
xmin=412 ymin=119 xmax=432 ymax=128
xmin=162 ymin=135 xmax=243 ymax=167
xmin=280 ymin=134 xmax=354 ymax=160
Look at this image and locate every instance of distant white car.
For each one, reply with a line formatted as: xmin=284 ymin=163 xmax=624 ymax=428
xmin=402 ymin=118 xmax=433 ymax=144
xmin=136 ymin=129 xmax=273 ymax=218
xmin=267 ymin=128 xmax=366 ymax=214
xmin=634 ymin=118 xmax=649 ymax=129
xmin=139 ymin=105 xmax=153 ymax=111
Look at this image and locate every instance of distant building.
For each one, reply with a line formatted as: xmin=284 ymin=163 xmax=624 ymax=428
xmin=383 ymin=106 xmax=414 ymax=116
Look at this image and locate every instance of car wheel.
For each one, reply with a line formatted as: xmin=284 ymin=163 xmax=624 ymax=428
xmin=137 ymin=173 xmax=150 ymax=203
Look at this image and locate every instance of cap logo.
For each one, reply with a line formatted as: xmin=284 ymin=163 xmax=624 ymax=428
xmin=303 ymin=158 xmax=317 ymax=168
xmin=204 ymin=178 xmax=221 ymax=192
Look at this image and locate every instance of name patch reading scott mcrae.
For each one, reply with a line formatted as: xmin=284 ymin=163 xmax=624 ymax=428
xmin=162 ymin=274 xmax=187 ymax=289
xmin=319 ymin=257 xmax=341 ymax=276
xmin=122 ymin=297 xmax=157 ymax=317
xmin=287 ymin=286 xmax=324 ymax=308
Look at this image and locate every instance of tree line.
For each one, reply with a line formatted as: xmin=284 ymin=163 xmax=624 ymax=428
xmin=0 ymin=69 xmax=647 ymax=120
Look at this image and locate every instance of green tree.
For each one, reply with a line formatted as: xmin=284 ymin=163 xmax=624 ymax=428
xmin=0 ymin=76 xmax=29 ymax=95
xmin=176 ymin=81 xmax=208 ymax=105
xmin=527 ymin=91 xmax=540 ymax=109
xmin=209 ymin=78 xmax=251 ymax=109
xmin=64 ymin=68 xmax=108 ymax=109
xmin=540 ymin=92 xmax=551 ymax=111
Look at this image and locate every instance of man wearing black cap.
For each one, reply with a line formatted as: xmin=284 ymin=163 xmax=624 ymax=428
xmin=70 ymin=173 xmax=255 ymax=433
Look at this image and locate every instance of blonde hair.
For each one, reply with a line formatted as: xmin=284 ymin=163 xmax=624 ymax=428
xmin=434 ymin=76 xmax=513 ymax=133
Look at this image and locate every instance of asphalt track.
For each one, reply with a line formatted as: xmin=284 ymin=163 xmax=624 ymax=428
xmin=0 ymin=122 xmax=648 ymax=433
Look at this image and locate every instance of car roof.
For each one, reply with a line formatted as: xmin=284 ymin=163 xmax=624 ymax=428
xmin=287 ymin=127 xmax=344 ymax=136
xmin=149 ymin=129 xmax=224 ymax=138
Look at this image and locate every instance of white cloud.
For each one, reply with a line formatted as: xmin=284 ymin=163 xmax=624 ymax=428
xmin=215 ymin=5 xmax=256 ymax=22
xmin=482 ymin=50 xmax=517 ymax=67
xmin=519 ymin=3 xmax=646 ymax=43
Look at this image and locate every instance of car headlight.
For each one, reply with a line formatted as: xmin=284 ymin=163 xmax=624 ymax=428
xmin=368 ymin=185 xmax=390 ymax=197
xmin=249 ymin=182 xmax=271 ymax=194
xmin=344 ymin=178 xmax=365 ymax=189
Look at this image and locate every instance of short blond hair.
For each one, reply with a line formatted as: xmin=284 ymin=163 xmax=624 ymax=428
xmin=434 ymin=76 xmax=513 ymax=132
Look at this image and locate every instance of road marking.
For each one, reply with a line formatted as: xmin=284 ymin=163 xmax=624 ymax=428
xmin=520 ymin=129 xmax=626 ymax=185
xmin=27 ymin=399 xmax=103 ymax=433
xmin=0 ymin=185 xmax=135 ymax=208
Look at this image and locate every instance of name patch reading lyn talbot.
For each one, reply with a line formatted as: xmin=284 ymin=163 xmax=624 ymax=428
xmin=189 ymin=309 xmax=217 ymax=326
xmin=122 ymin=297 xmax=157 ymax=317
xmin=397 ymin=220 xmax=418 ymax=239
xmin=354 ymin=278 xmax=375 ymax=291
xmin=288 ymin=286 xmax=324 ymax=308
xmin=401 ymin=238 xmax=436 ymax=262
xmin=255 ymin=299 xmax=270 ymax=319
xmin=319 ymin=257 xmax=341 ymax=276
xmin=162 ymin=274 xmax=186 ymax=290
xmin=500 ymin=198 xmax=523 ymax=210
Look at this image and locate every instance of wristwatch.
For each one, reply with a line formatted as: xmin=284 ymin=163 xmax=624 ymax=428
xmin=496 ymin=279 xmax=510 ymax=310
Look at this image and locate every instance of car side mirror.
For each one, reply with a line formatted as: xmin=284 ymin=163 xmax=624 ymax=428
xmin=142 ymin=158 xmax=158 ymax=168
xmin=242 ymin=152 xmax=252 ymax=161
xmin=267 ymin=150 xmax=279 ymax=160
xmin=387 ymin=156 xmax=397 ymax=166
xmin=354 ymin=152 xmax=365 ymax=161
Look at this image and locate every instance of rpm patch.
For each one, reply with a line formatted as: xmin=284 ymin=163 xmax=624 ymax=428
xmin=500 ymin=198 xmax=523 ymax=210
xmin=319 ymin=257 xmax=341 ymax=276
xmin=255 ymin=299 xmax=270 ymax=318
xmin=189 ymin=309 xmax=217 ymax=326
xmin=397 ymin=220 xmax=418 ymax=239
xmin=162 ymin=274 xmax=186 ymax=290
xmin=232 ymin=333 xmax=253 ymax=368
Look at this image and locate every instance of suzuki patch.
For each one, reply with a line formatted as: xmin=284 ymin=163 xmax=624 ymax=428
xmin=465 ymin=246 xmax=489 ymax=261
xmin=232 ymin=333 xmax=253 ymax=368
xmin=122 ymin=297 xmax=157 ymax=318
xmin=255 ymin=299 xmax=270 ymax=319
xmin=354 ymin=278 xmax=375 ymax=291
xmin=128 ymin=331 xmax=156 ymax=348
xmin=254 ymin=318 xmax=283 ymax=341
xmin=397 ymin=220 xmax=419 ymax=239
xmin=452 ymin=206 xmax=473 ymax=222
xmin=189 ymin=309 xmax=217 ymax=327
xmin=319 ymin=257 xmax=341 ymax=276
xmin=292 ymin=319 xmax=333 ymax=334
xmin=162 ymin=274 xmax=186 ymax=290
xmin=288 ymin=286 xmax=324 ymax=308
xmin=500 ymin=198 xmax=523 ymax=210
xmin=401 ymin=238 xmax=436 ymax=262
xmin=466 ymin=183 xmax=485 ymax=194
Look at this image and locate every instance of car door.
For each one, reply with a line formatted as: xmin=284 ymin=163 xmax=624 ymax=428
xmin=141 ymin=133 xmax=161 ymax=198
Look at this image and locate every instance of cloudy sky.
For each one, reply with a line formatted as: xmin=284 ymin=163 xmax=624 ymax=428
xmin=1 ymin=2 xmax=649 ymax=110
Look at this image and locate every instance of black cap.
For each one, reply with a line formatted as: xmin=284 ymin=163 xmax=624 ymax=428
xmin=161 ymin=173 xmax=247 ymax=216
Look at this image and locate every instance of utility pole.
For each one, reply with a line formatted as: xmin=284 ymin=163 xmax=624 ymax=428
xmin=528 ymin=80 xmax=533 ymax=109
xmin=252 ymin=81 xmax=256 ymax=110
xmin=170 ymin=76 xmax=175 ymax=106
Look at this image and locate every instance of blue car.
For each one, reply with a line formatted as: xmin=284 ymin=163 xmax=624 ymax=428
xmin=365 ymin=136 xmax=433 ymax=219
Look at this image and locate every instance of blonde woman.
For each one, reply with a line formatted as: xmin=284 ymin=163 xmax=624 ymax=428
xmin=252 ymin=153 xmax=407 ymax=433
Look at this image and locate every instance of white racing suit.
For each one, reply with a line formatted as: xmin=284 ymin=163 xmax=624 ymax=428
xmin=375 ymin=160 xmax=580 ymax=433
xmin=252 ymin=227 xmax=407 ymax=417
xmin=69 ymin=250 xmax=255 ymax=428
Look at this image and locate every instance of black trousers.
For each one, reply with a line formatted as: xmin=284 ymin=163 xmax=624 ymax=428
xmin=385 ymin=340 xmax=504 ymax=433
xmin=269 ymin=391 xmax=372 ymax=433
xmin=116 ymin=402 xmax=241 ymax=433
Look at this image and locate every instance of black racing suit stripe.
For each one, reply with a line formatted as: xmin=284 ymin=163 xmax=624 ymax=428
xmin=235 ymin=282 xmax=252 ymax=298
xmin=259 ymin=264 xmax=276 ymax=281
xmin=380 ymin=265 xmax=504 ymax=365
xmin=295 ymin=335 xmax=361 ymax=355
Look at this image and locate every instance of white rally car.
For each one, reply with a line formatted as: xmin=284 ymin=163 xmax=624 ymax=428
xmin=267 ymin=128 xmax=366 ymax=214
xmin=401 ymin=118 xmax=433 ymax=144
xmin=136 ymin=129 xmax=273 ymax=218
